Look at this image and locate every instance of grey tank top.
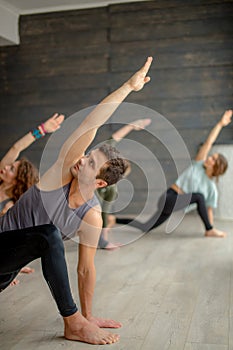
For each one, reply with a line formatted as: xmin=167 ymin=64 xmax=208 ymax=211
xmin=0 ymin=183 xmax=100 ymax=240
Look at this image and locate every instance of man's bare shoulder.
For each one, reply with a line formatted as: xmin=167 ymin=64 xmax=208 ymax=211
xmin=78 ymin=205 xmax=102 ymax=248
xmin=81 ymin=205 xmax=102 ymax=227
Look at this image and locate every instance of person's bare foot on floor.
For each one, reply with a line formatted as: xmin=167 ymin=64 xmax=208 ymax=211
xmin=105 ymin=242 xmax=122 ymax=250
xmin=205 ymin=228 xmax=227 ymax=237
xmin=64 ymin=311 xmax=120 ymax=345
xmin=20 ymin=266 xmax=35 ymax=274
xmin=88 ymin=315 xmax=122 ymax=328
xmin=10 ymin=278 xmax=20 ymax=286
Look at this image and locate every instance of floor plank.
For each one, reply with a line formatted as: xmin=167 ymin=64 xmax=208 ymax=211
xmin=0 ymin=214 xmax=232 ymax=350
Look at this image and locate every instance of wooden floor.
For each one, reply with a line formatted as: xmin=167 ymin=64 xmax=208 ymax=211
xmin=1 ymin=214 xmax=233 ymax=350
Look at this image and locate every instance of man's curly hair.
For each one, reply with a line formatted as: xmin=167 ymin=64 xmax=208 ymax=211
xmin=97 ymin=144 xmax=130 ymax=186
xmin=10 ymin=158 xmax=39 ymax=203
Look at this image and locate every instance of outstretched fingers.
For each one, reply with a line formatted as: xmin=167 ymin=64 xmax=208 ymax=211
xmin=141 ymin=56 xmax=153 ymax=76
xmin=55 ymin=114 xmax=65 ymax=126
xmin=51 ymin=112 xmax=59 ymax=119
xmin=222 ymin=109 xmax=232 ymax=126
xmin=127 ymin=56 xmax=153 ymax=92
xmin=52 ymin=113 xmax=65 ymax=124
xmin=137 ymin=56 xmax=153 ymax=88
xmin=44 ymin=113 xmax=65 ymax=132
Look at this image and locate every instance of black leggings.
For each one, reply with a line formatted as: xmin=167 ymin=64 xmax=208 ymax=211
xmin=116 ymin=188 xmax=213 ymax=232
xmin=0 ymin=224 xmax=78 ymax=317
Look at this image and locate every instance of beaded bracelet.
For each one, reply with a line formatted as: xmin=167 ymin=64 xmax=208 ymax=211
xmin=40 ymin=123 xmax=47 ymax=135
xmin=31 ymin=126 xmax=45 ymax=140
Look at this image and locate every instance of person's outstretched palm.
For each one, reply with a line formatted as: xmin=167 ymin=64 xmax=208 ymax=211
xmin=44 ymin=113 xmax=65 ymax=133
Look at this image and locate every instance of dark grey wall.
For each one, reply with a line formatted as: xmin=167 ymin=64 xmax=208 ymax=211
xmin=0 ymin=0 xmax=232 ymax=214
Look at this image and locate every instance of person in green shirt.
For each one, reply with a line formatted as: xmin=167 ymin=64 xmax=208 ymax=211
xmin=97 ymin=118 xmax=151 ymax=249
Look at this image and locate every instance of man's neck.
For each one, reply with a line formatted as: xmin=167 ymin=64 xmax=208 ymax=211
xmin=68 ymin=178 xmax=94 ymax=208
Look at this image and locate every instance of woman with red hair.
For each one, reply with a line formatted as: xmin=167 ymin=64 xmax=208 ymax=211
xmin=0 ymin=113 xmax=64 ymax=280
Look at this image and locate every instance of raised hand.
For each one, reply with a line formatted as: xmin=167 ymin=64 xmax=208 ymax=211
xmin=43 ymin=113 xmax=65 ymax=133
xmin=131 ymin=118 xmax=152 ymax=130
xmin=219 ymin=109 xmax=232 ymax=127
xmin=125 ymin=56 xmax=153 ymax=92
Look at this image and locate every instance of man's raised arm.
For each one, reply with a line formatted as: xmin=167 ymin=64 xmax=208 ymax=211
xmin=58 ymin=57 xmax=153 ymax=167
xmin=40 ymin=57 xmax=153 ymax=188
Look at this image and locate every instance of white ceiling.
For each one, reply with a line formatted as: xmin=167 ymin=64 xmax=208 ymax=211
xmin=1 ymin=0 xmax=147 ymax=14
xmin=0 ymin=0 xmax=148 ymax=46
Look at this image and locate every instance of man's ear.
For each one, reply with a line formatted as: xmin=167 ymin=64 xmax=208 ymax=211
xmin=95 ymin=178 xmax=108 ymax=189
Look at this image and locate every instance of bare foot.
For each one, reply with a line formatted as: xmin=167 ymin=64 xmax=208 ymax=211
xmin=64 ymin=311 xmax=120 ymax=345
xmin=105 ymin=242 xmax=122 ymax=250
xmin=20 ymin=266 xmax=35 ymax=274
xmin=10 ymin=278 xmax=20 ymax=286
xmin=205 ymin=228 xmax=227 ymax=238
xmin=88 ymin=316 xmax=122 ymax=328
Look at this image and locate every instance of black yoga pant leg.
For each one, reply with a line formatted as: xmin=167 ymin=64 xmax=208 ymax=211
xmin=116 ymin=189 xmax=213 ymax=232
xmin=141 ymin=189 xmax=177 ymax=231
xmin=0 ymin=271 xmax=20 ymax=291
xmin=115 ymin=190 xmax=171 ymax=231
xmin=0 ymin=224 xmax=78 ymax=317
xmin=145 ymin=190 xmax=213 ymax=231
xmin=188 ymin=193 xmax=213 ymax=230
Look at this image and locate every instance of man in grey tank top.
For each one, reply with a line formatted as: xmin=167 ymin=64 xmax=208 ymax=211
xmin=0 ymin=57 xmax=153 ymax=345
